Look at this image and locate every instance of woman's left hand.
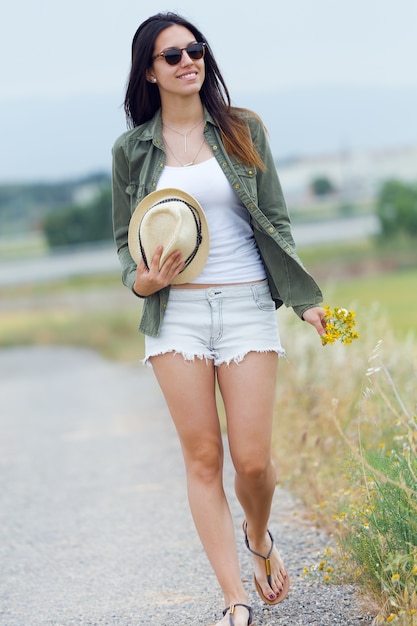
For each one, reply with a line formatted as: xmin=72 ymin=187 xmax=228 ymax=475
xmin=302 ymin=306 xmax=327 ymax=338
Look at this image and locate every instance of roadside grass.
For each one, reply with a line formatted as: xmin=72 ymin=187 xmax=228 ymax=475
xmin=0 ymin=307 xmax=144 ymax=361
xmin=275 ymin=299 xmax=416 ymax=624
xmin=0 ymin=272 xmax=145 ymax=361
xmin=1 ymin=242 xmax=417 ymax=622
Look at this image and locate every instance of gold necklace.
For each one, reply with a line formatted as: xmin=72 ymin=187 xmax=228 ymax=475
xmin=163 ymin=133 xmax=206 ymax=167
xmin=162 ymin=119 xmax=204 ymax=153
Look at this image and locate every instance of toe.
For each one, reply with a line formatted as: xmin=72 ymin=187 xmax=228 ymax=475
xmin=271 ymin=559 xmax=287 ymax=593
xmin=254 ymin=548 xmax=288 ymax=601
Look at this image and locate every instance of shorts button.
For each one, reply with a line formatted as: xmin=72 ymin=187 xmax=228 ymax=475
xmin=208 ymin=289 xmax=215 ymax=297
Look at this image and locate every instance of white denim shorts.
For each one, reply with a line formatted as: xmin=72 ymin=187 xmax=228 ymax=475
xmin=144 ymin=279 xmax=285 ymax=366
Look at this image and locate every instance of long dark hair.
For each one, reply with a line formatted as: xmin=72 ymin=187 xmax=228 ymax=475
xmin=124 ymin=12 xmax=265 ymax=169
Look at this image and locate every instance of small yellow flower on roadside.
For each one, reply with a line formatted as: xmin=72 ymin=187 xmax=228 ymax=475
xmin=321 ymin=305 xmax=359 ymax=346
xmin=391 ymin=573 xmax=400 ymax=581
xmin=386 ymin=614 xmax=397 ymax=623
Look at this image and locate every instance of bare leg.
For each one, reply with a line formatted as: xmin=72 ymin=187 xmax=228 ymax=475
xmin=150 ymin=354 xmax=250 ymax=626
xmin=217 ymin=352 xmax=287 ymax=602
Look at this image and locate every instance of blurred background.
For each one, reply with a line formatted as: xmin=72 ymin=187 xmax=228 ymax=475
xmin=2 ymin=5 xmax=417 ymax=621
xmin=1 ymin=0 xmax=416 ymax=355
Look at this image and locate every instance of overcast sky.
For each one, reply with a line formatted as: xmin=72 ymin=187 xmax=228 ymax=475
xmin=1 ymin=0 xmax=416 ymax=181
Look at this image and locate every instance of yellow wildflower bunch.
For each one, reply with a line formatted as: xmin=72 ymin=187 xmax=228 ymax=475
xmin=321 ymin=306 xmax=359 ymax=346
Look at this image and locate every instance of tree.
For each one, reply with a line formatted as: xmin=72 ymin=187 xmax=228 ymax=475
xmin=43 ymin=187 xmax=113 ymax=248
xmin=310 ymin=176 xmax=336 ymax=197
xmin=376 ymin=179 xmax=417 ymax=238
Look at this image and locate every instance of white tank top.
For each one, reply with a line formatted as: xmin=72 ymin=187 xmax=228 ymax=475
xmin=156 ymin=157 xmax=266 ymax=284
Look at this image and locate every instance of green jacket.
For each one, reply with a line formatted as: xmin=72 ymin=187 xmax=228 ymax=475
xmin=112 ymin=108 xmax=323 ymax=337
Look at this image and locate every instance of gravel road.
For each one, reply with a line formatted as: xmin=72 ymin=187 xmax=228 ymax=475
xmin=0 ymin=347 xmax=374 ymax=626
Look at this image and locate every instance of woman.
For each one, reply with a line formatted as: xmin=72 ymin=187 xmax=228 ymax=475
xmin=112 ymin=12 xmax=326 ymax=626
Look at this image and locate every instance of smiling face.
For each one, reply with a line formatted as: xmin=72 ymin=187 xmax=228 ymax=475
xmin=147 ymin=24 xmax=206 ymax=101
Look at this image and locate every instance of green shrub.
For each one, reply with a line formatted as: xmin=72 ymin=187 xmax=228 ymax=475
xmin=43 ymin=187 xmax=113 ymax=248
xmin=376 ymin=180 xmax=417 ymax=238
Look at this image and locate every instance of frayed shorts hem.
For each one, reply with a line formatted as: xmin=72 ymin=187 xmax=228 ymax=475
xmin=142 ymin=346 xmax=286 ymax=368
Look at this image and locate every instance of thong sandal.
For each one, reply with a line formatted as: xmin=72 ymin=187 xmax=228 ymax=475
xmin=242 ymin=520 xmax=290 ymax=605
xmin=222 ymin=603 xmax=253 ymax=626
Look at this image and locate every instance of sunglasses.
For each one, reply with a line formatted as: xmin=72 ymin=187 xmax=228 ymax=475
xmin=152 ymin=42 xmax=206 ymax=66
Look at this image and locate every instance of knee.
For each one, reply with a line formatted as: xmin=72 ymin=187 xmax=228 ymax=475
xmin=184 ymin=441 xmax=223 ymax=484
xmin=235 ymin=455 xmax=274 ymax=485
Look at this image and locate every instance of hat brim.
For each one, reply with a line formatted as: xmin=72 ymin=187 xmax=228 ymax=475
xmin=128 ymin=188 xmax=210 ymax=285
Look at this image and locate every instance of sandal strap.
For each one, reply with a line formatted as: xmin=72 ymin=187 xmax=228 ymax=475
xmin=243 ymin=520 xmax=274 ymax=584
xmin=222 ymin=603 xmax=253 ymax=626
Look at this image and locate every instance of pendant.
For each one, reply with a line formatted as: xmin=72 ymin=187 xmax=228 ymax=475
xmin=182 ymin=162 xmax=194 ymax=167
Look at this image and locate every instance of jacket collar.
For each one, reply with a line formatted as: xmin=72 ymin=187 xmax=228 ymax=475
xmin=134 ymin=107 xmax=217 ymax=144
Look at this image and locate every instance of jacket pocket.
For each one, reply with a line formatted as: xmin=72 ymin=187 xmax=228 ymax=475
xmin=231 ymin=163 xmax=258 ymax=200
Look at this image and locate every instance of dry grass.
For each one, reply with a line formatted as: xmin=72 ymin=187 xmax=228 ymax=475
xmin=274 ymin=304 xmax=417 ymax=624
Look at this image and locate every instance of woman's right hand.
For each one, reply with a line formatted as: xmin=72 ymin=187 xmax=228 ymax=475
xmin=133 ymin=246 xmax=184 ymax=297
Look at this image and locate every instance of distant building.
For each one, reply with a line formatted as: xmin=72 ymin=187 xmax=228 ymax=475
xmin=277 ymin=144 xmax=417 ymax=210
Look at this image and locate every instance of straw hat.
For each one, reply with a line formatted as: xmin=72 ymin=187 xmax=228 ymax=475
xmin=128 ymin=188 xmax=209 ymax=284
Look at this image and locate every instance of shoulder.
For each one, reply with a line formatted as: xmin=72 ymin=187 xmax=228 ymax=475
xmin=112 ymin=111 xmax=161 ymax=153
xmin=232 ymin=107 xmax=267 ymax=143
xmin=232 ymin=107 xmax=265 ymax=128
xmin=112 ymin=124 xmax=150 ymax=153
xmin=112 ymin=128 xmax=133 ymax=154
